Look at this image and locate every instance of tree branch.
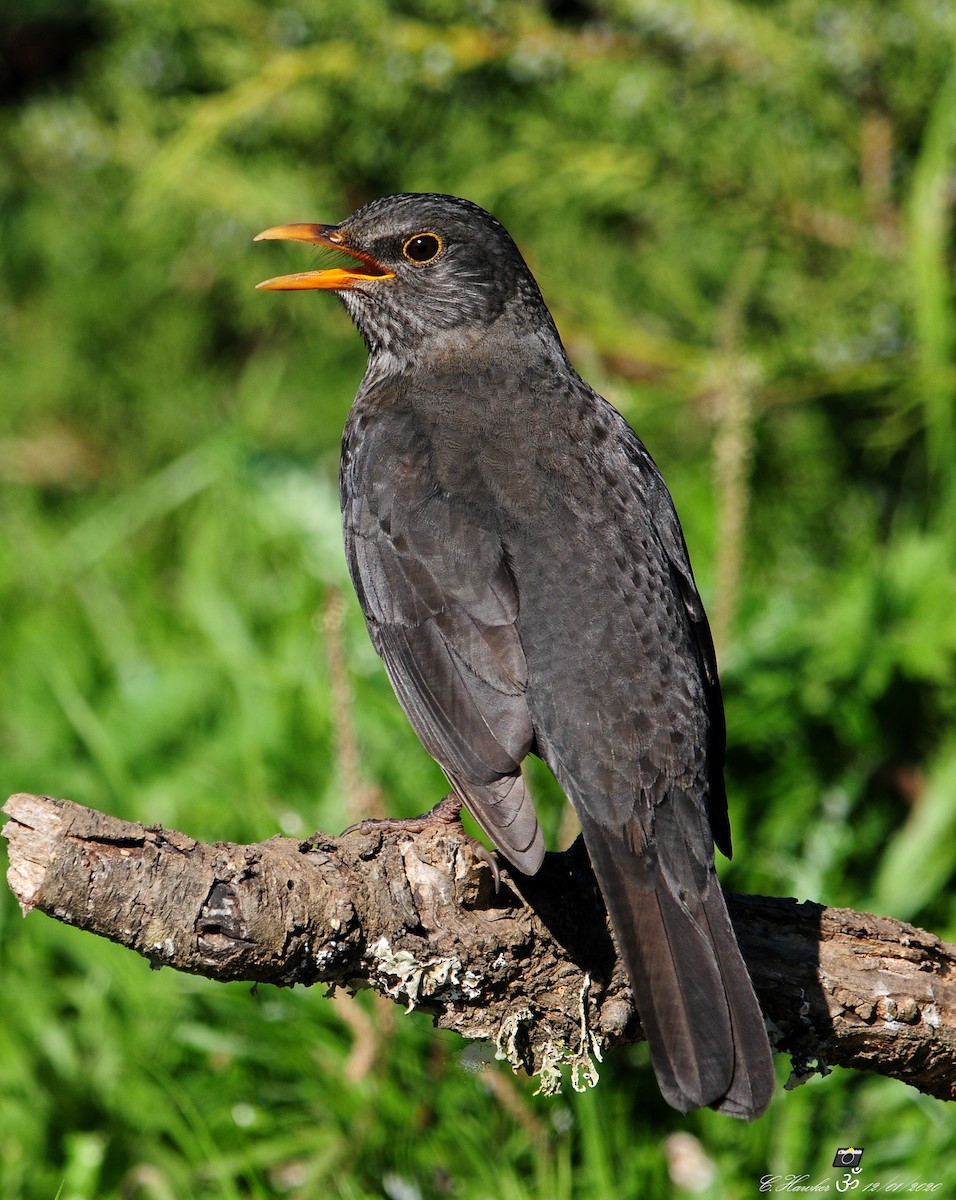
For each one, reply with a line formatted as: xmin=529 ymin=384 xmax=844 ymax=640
xmin=4 ymin=792 xmax=955 ymax=1101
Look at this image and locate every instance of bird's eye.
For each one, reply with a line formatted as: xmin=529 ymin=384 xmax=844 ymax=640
xmin=402 ymin=233 xmax=443 ymax=264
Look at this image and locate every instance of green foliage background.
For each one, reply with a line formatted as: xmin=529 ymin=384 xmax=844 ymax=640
xmin=2 ymin=0 xmax=956 ymax=1196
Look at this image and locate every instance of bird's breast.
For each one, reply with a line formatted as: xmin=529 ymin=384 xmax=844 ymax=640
xmin=349 ymin=372 xmax=572 ymax=524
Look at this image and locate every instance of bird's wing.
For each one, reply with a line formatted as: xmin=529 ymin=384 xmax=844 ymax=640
xmin=342 ymin=424 xmax=544 ymax=873
xmin=638 ymin=450 xmax=731 ymax=857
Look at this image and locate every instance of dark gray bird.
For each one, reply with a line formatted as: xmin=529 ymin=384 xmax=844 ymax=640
xmin=255 ymin=193 xmax=774 ymax=1118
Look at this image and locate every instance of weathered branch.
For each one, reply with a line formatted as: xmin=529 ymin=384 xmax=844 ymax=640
xmin=3 ymin=792 xmax=955 ymax=1102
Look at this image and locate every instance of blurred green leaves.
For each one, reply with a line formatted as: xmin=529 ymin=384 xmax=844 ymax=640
xmin=905 ymin=58 xmax=956 ymax=492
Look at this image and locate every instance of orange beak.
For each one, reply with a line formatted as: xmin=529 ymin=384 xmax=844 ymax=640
xmin=254 ymin=223 xmax=394 ymax=290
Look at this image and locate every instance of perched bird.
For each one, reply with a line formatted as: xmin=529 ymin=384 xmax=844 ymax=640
xmin=256 ymin=193 xmax=774 ymax=1118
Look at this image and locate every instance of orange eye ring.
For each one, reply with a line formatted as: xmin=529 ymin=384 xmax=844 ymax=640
xmin=402 ymin=232 xmax=443 ymax=264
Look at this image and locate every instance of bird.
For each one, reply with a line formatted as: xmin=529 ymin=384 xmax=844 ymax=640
xmin=255 ymin=192 xmax=774 ymax=1118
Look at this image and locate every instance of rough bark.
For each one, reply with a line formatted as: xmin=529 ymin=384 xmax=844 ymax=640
xmin=3 ymin=791 xmax=955 ymax=1102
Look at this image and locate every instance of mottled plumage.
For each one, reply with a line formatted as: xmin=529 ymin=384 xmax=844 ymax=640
xmin=256 ymin=193 xmax=774 ymax=1117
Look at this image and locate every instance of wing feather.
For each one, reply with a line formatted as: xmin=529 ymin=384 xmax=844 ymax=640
xmin=343 ymin=432 xmax=543 ymax=873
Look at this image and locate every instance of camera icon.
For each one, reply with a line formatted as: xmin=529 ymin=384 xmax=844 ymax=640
xmin=832 ymin=1147 xmax=864 ymax=1169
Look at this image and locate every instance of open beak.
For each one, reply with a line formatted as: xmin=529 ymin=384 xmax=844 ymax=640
xmin=254 ymin=223 xmax=394 ymax=291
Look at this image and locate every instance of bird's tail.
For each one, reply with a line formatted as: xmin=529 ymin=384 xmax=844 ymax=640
xmin=578 ymin=796 xmax=774 ymax=1118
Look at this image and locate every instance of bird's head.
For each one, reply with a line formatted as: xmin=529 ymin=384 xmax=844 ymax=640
xmin=255 ymin=193 xmax=557 ymax=363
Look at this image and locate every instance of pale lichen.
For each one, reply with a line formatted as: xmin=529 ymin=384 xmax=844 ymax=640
xmin=367 ymin=936 xmax=462 ymax=1013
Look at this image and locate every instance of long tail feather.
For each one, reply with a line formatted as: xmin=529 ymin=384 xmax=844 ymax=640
xmin=579 ymin=803 xmax=773 ymax=1118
